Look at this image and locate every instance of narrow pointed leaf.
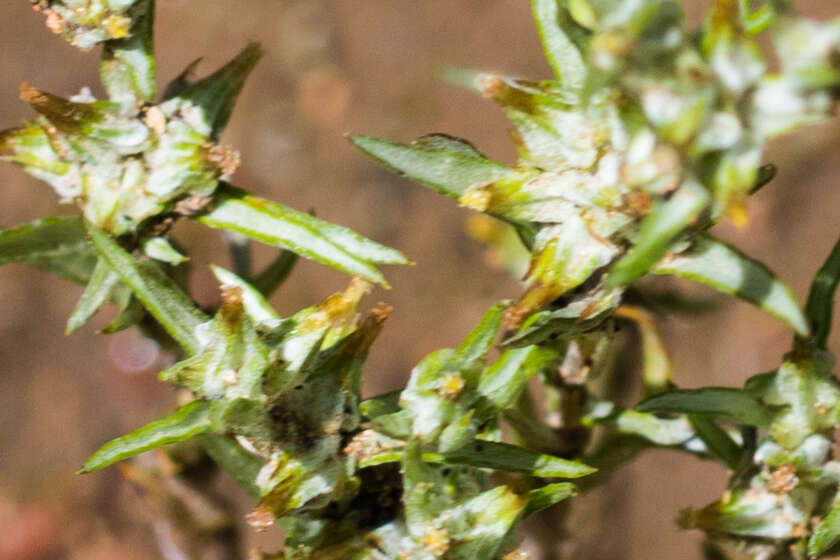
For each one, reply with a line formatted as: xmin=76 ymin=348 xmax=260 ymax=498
xmin=804 ymin=234 xmax=840 ymax=349
xmin=452 ymin=301 xmax=508 ymax=370
xmin=688 ymin=415 xmax=743 ymax=470
xmin=102 ymin=296 xmax=145 ymax=334
xmin=196 ymin=183 xmax=406 ymax=285
xmin=436 ymin=440 xmax=595 ymax=478
xmin=252 ymin=249 xmax=298 ymax=297
xmin=225 ymin=232 xmax=252 ymax=279
xmin=652 ymin=234 xmax=809 ymax=336
xmin=0 ymin=217 xmax=96 ymax=284
xmin=142 ymin=236 xmax=187 ymax=265
xmin=211 ymin=264 xmax=281 ymax=327
xmin=370 ymin=410 xmax=413 ymax=440
xmin=87 ymin=223 xmax=207 ymax=354
xmin=360 ymin=390 xmax=401 ymax=419
xmin=809 ymin=498 xmax=840 ymax=558
xmin=608 ymin=180 xmax=710 ymax=286
xmin=363 ymin=440 xmax=596 ymax=478
xmin=524 ymin=482 xmax=578 ymax=516
xmin=350 ymin=134 xmax=515 ymax=198
xmin=615 ymin=410 xmax=695 ymax=446
xmin=81 ymin=400 xmax=212 ymax=473
xmin=162 ymin=57 xmax=202 ymax=100
xmin=66 ymin=257 xmax=120 ymax=334
xmin=171 ymin=42 xmax=263 ymax=139
xmin=100 ymin=0 xmax=156 ymax=105
xmin=749 ymin=164 xmax=777 ymax=194
xmin=637 ymin=388 xmax=772 ymax=427
xmin=530 ymin=0 xmax=586 ymax=92
xmin=477 ymin=345 xmax=557 ymax=413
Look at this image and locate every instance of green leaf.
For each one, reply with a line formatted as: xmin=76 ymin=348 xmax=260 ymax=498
xmin=607 ymin=180 xmax=710 ymax=286
xmin=162 ymin=57 xmax=202 ymax=101
xmin=688 ymin=415 xmax=743 ymax=470
xmin=637 ymin=388 xmax=772 ymax=427
xmin=449 ymin=486 xmax=527 ymax=558
xmin=530 ymin=0 xmax=586 ymax=92
xmin=196 ymin=183 xmax=406 ymax=286
xmin=102 ymin=295 xmax=145 ymax=334
xmin=100 ymin=0 xmax=156 ymax=105
xmin=749 ymin=164 xmax=777 ymax=194
xmin=210 ymin=265 xmax=281 ymax=327
xmin=452 ymin=301 xmax=508 ymax=370
xmin=66 ymin=257 xmax=121 ymax=334
xmin=196 ymin=434 xmax=262 ymax=499
xmin=742 ymin=4 xmax=775 ymax=36
xmin=524 ymin=482 xmax=578 ymax=516
xmin=360 ymin=390 xmax=401 ymax=420
xmin=435 ymin=440 xmax=595 ymax=478
xmin=142 ymin=236 xmax=187 ymax=265
xmin=225 ymin=231 xmax=252 ymax=279
xmin=159 ymin=290 xmax=269 ymax=401
xmin=169 ymin=42 xmax=263 ymax=139
xmin=0 ymin=217 xmax=96 ymax=284
xmin=350 ymin=134 xmax=515 ymax=199
xmin=363 ymin=440 xmax=595 ymax=478
xmin=502 ymin=290 xmax=618 ymax=348
xmin=809 ymin=497 xmax=840 ymax=558
xmin=80 ymin=400 xmax=212 ymax=473
xmin=804 ymin=234 xmax=840 ymax=349
xmin=87 ymin=223 xmax=208 ymax=354
xmin=652 ymin=234 xmax=809 ymax=336
xmin=370 ymin=410 xmax=413 ymax=440
xmin=614 ymin=410 xmax=696 ymax=446
xmin=252 ymin=249 xmax=298 ymax=297
xmin=477 ymin=345 xmax=557 ymax=414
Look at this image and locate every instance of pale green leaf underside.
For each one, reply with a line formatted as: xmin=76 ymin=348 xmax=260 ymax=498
xmin=637 ymin=387 xmax=772 ymax=427
xmin=142 ymin=236 xmax=187 ymax=265
xmin=211 ymin=264 xmax=280 ymax=326
xmin=197 ymin=183 xmax=407 ymax=286
xmin=81 ymin=400 xmax=212 ymax=473
xmin=652 ymin=234 xmax=809 ymax=336
xmin=530 ymin=0 xmax=586 ymax=92
xmin=525 ymin=482 xmax=578 ymax=516
xmin=608 ymin=181 xmax=710 ymax=286
xmin=452 ymin=301 xmax=508 ymax=370
xmin=809 ymin=498 xmax=840 ymax=558
xmin=66 ymin=257 xmax=120 ymax=334
xmin=87 ymin=223 xmax=208 ymax=354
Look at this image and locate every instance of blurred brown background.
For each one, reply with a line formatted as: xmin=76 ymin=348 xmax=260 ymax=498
xmin=0 ymin=1 xmax=838 ymax=558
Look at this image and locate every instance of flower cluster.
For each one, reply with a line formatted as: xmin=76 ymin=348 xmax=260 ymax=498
xmin=30 ymin=0 xmax=141 ymax=49
xmin=354 ymin=0 xmax=840 ymax=339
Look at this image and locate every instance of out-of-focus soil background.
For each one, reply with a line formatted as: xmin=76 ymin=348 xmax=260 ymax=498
xmin=0 ymin=1 xmax=838 ymax=559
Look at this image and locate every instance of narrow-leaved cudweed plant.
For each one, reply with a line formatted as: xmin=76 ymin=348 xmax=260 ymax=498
xmin=3 ymin=0 xmax=840 ymax=558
